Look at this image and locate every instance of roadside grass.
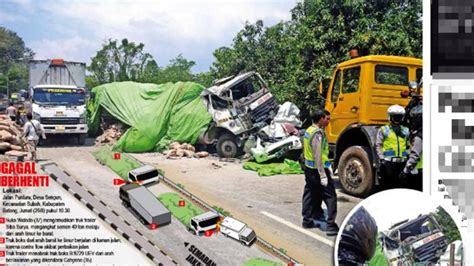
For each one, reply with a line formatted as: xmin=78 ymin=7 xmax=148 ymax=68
xmin=243 ymin=258 xmax=283 ymax=266
xmin=92 ymin=146 xmax=141 ymax=180
xmin=158 ymin=192 xmax=204 ymax=227
xmin=213 ymin=205 xmax=231 ymax=217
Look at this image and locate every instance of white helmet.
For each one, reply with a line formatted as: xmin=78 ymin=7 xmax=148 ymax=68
xmin=387 ymin=105 xmax=405 ymax=123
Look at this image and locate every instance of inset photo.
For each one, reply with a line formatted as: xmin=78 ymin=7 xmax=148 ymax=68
xmin=335 ymin=189 xmax=463 ymax=265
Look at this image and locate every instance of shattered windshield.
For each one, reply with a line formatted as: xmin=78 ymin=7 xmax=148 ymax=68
xmin=394 ymin=216 xmax=439 ymax=242
xmin=231 ymin=75 xmax=265 ymax=101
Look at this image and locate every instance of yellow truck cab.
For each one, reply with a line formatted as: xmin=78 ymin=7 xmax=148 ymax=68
xmin=324 ymin=55 xmax=422 ymax=197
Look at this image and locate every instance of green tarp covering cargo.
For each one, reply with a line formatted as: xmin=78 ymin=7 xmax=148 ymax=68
xmin=243 ymin=159 xmax=303 ymax=176
xmin=88 ymin=81 xmax=212 ymax=152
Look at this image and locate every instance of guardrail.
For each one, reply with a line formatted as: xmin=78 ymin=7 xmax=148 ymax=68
xmin=128 ymin=154 xmax=301 ymax=264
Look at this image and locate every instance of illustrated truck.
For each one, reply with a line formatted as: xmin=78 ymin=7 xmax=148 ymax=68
xmin=322 ymin=55 xmax=422 ymax=197
xmin=119 ymin=183 xmax=171 ymax=227
xmin=220 ymin=216 xmax=256 ymax=246
xmin=28 ymin=59 xmax=88 ymax=144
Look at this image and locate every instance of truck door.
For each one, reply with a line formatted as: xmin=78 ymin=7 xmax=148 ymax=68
xmin=327 ymin=66 xmax=361 ymax=142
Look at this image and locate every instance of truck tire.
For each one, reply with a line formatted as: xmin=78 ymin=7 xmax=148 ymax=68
xmin=217 ymin=134 xmax=241 ymax=158
xmin=77 ymin=134 xmax=86 ymax=145
xmin=338 ymin=146 xmax=374 ymax=198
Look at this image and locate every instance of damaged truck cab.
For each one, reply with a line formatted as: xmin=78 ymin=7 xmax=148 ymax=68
xmin=200 ymin=72 xmax=279 ymax=158
xmin=381 ymin=214 xmax=448 ymax=264
xmin=323 ymin=55 xmax=422 ymax=197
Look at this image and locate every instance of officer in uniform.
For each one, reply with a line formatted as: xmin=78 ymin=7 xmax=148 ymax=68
xmin=376 ymin=105 xmax=410 ymax=184
xmin=302 ymin=110 xmax=339 ymax=236
xmin=400 ymin=105 xmax=422 ymax=190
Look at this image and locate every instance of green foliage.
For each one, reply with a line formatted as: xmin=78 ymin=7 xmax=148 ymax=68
xmin=151 ymin=54 xmax=196 ymax=84
xmin=433 ymin=207 xmax=461 ymax=243
xmin=158 ymin=192 xmax=204 ymax=227
xmin=92 ymin=146 xmax=141 ymax=179
xmin=87 ymin=39 xmax=211 ymax=88
xmin=87 ymin=38 xmax=156 ymax=86
xmin=243 ymin=258 xmax=283 ymax=266
xmin=0 ymin=27 xmax=34 ymax=95
xmin=278 ymin=248 xmax=287 ymax=254
xmin=209 ymin=0 xmax=422 ymax=118
xmin=212 ymin=205 xmax=231 ymax=217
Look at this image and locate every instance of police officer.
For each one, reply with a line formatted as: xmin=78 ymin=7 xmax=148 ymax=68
xmin=376 ymin=105 xmax=410 ymax=183
xmin=400 ymin=105 xmax=422 ymax=190
xmin=302 ymin=110 xmax=339 ymax=236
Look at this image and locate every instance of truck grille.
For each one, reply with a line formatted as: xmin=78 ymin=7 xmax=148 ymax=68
xmin=251 ymin=97 xmax=278 ymax=124
xmin=40 ymin=117 xmax=80 ymax=125
xmin=413 ymin=237 xmax=448 ymax=262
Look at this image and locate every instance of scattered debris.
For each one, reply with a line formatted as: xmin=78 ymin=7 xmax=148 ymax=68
xmin=95 ymin=124 xmax=124 ymax=146
xmin=211 ymin=162 xmax=222 ymax=169
xmin=0 ymin=115 xmax=26 ymax=156
xmin=164 ymin=142 xmax=208 ymax=159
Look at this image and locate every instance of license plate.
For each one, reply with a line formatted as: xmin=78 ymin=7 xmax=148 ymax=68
xmin=55 ymin=111 xmax=65 ymax=116
xmin=55 ymin=125 xmax=65 ymax=132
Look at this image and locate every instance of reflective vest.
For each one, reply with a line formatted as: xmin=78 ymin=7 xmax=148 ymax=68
xmin=303 ymin=125 xmax=330 ymax=169
xmin=416 ymin=153 xmax=423 ymax=169
xmin=381 ymin=125 xmax=409 ymax=159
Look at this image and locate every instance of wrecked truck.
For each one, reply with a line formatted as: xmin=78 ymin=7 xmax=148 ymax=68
xmin=381 ymin=214 xmax=449 ymax=265
xmin=200 ymin=71 xmax=302 ymax=160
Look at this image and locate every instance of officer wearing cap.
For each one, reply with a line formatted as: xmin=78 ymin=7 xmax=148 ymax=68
xmin=302 ymin=110 xmax=339 ymax=236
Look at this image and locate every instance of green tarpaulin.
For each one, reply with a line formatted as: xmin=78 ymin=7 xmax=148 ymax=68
xmin=368 ymin=240 xmax=388 ymax=266
xmin=243 ymin=159 xmax=304 ymax=176
xmin=88 ymin=81 xmax=212 ymax=152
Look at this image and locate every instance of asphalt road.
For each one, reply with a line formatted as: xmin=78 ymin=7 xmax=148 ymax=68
xmin=38 ymin=139 xmax=282 ymax=265
xmin=132 ymin=152 xmax=363 ymax=265
xmin=40 ymin=162 xmax=176 ymax=265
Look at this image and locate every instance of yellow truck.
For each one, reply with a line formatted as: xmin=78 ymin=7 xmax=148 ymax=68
xmin=322 ymin=55 xmax=422 ymax=197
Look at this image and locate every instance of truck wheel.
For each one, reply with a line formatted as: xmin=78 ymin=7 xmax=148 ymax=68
xmin=77 ymin=134 xmax=86 ymax=145
xmin=217 ymin=134 xmax=241 ymax=158
xmin=338 ymin=146 xmax=374 ymax=198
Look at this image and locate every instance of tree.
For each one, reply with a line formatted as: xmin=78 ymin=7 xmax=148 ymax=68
xmin=433 ymin=207 xmax=461 ymax=243
xmin=209 ymin=0 xmax=422 ymax=118
xmin=87 ymin=38 xmax=156 ymax=86
xmin=153 ymin=54 xmax=196 ymax=84
xmin=0 ymin=27 xmax=34 ymax=95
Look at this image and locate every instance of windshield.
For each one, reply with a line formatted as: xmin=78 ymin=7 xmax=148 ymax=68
xmin=198 ymin=217 xmax=219 ymax=228
xmin=33 ymin=88 xmax=85 ymax=105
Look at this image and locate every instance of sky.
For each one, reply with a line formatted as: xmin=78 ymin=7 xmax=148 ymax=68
xmin=0 ymin=0 xmax=297 ymax=72
xmin=361 ymin=189 xmax=442 ymax=231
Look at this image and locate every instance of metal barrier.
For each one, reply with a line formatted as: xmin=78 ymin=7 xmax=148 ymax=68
xmin=128 ymin=154 xmax=301 ymax=264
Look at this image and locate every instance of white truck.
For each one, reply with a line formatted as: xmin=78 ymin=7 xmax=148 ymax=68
xmin=28 ymin=59 xmax=88 ymax=144
xmin=220 ymin=216 xmax=256 ymax=246
xmin=200 ymin=72 xmax=302 ymax=161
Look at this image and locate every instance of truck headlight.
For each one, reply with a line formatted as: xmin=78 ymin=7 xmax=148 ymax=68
xmin=79 ymin=113 xmax=87 ymax=124
xmin=33 ymin=112 xmax=41 ymax=120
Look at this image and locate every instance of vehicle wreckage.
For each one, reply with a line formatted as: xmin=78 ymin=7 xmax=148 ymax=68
xmin=199 ymin=71 xmax=303 ymax=162
xmin=380 ymin=214 xmax=448 ymax=265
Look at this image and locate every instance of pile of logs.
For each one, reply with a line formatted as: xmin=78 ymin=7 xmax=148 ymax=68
xmin=164 ymin=142 xmax=209 ymax=159
xmin=95 ymin=124 xmax=124 ymax=146
xmin=0 ymin=115 xmax=26 ymax=154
